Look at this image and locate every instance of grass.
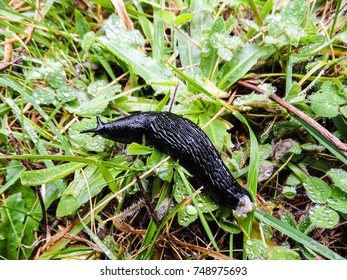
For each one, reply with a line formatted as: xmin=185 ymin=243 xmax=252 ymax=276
xmin=0 ymin=0 xmax=347 ymax=260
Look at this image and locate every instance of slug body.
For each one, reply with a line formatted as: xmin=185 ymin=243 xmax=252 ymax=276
xmin=81 ymin=112 xmax=253 ymax=215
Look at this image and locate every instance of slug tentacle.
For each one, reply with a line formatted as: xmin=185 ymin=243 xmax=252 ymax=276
xmin=81 ymin=112 xmax=254 ymax=215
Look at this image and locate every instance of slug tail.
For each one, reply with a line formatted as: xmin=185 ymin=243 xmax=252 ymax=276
xmin=80 ymin=116 xmax=105 ymax=136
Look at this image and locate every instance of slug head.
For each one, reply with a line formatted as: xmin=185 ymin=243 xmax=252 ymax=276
xmin=80 ymin=116 xmax=105 ymax=137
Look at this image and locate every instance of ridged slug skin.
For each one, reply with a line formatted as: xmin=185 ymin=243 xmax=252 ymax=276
xmin=81 ymin=112 xmax=253 ymax=215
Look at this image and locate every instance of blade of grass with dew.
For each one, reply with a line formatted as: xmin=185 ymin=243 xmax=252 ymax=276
xmin=152 ymin=0 xmax=165 ymax=62
xmin=167 ymin=62 xmax=214 ymax=98
xmin=232 ymin=111 xmax=259 ymax=259
xmin=0 ymin=154 xmax=135 ymax=170
xmin=254 ymin=208 xmax=345 ymax=260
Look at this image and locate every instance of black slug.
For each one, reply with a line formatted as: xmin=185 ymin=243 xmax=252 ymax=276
xmin=81 ymin=112 xmax=253 ymax=215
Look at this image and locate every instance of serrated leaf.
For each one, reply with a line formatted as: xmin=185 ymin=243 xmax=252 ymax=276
xmin=246 ymin=239 xmax=267 ymax=260
xmin=56 ymin=85 xmax=79 ymax=103
xmin=327 ymin=168 xmax=347 ymax=193
xmin=64 ymin=80 xmax=120 ymax=115
xmin=309 ymin=81 xmax=346 ymax=118
xmin=303 ymin=177 xmax=331 ymax=203
xmin=20 ymin=162 xmax=87 ymax=186
xmin=309 ymin=205 xmax=339 ymax=228
xmin=47 ymin=68 xmax=66 ymax=88
xmin=328 ymin=186 xmax=347 ymax=214
xmin=173 ymin=170 xmax=218 ymax=227
xmin=81 ymin=31 xmax=97 ymax=52
xmin=69 ymin=118 xmax=107 ymax=152
xmin=103 ymin=14 xmax=144 ymax=48
xmin=217 ymin=44 xmax=275 ymax=90
xmin=265 ymin=0 xmax=307 ymax=47
xmin=31 ymin=87 xmax=55 ymax=105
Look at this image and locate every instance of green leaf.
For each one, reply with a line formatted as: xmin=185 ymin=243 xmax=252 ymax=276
xmin=102 ymin=40 xmax=179 ymax=94
xmin=309 ymin=205 xmax=339 ymax=228
xmin=328 ymin=186 xmax=347 ymax=214
xmin=293 ymin=116 xmax=347 ymax=166
xmin=200 ymin=17 xmax=225 ymax=79
xmin=47 ymin=68 xmax=66 ymax=88
xmin=0 ymin=192 xmax=26 ymax=259
xmin=89 ymin=0 xmax=112 ymax=8
xmin=56 ymin=156 xmax=130 ymax=217
xmin=174 ymin=13 xmax=195 ymax=25
xmin=217 ymin=44 xmax=275 ymax=90
xmin=56 ymin=85 xmax=79 ymax=103
xmin=75 ymin=9 xmax=90 ymax=39
xmin=0 ymin=128 xmax=8 ymax=145
xmin=309 ymin=81 xmax=346 ymax=117
xmin=283 ymin=186 xmax=297 ymax=199
xmin=270 ymin=246 xmax=300 ymax=260
xmin=31 ymin=87 xmax=55 ymax=105
xmin=176 ymin=30 xmax=201 ymax=75
xmin=219 ymin=219 xmax=242 ymax=234
xmin=69 ymin=118 xmax=107 ymax=152
xmin=103 ymin=14 xmax=144 ymax=48
xmin=280 ymin=211 xmax=297 ymax=229
xmin=264 ymin=0 xmax=307 ymax=46
xmin=246 ymin=239 xmax=267 ymax=260
xmin=64 ymin=80 xmax=120 ymax=116
xmin=177 ymin=205 xmax=198 ymax=226
xmin=199 ymin=114 xmax=231 ymax=150
xmin=127 ymin=143 xmax=153 ymax=155
xmin=20 ymin=162 xmax=87 ymax=186
xmin=327 ymin=168 xmax=347 ymax=192
xmin=303 ymin=177 xmax=331 ymax=203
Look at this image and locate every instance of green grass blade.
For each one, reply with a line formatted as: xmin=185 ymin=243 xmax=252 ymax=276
xmin=232 ymin=111 xmax=259 ymax=259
